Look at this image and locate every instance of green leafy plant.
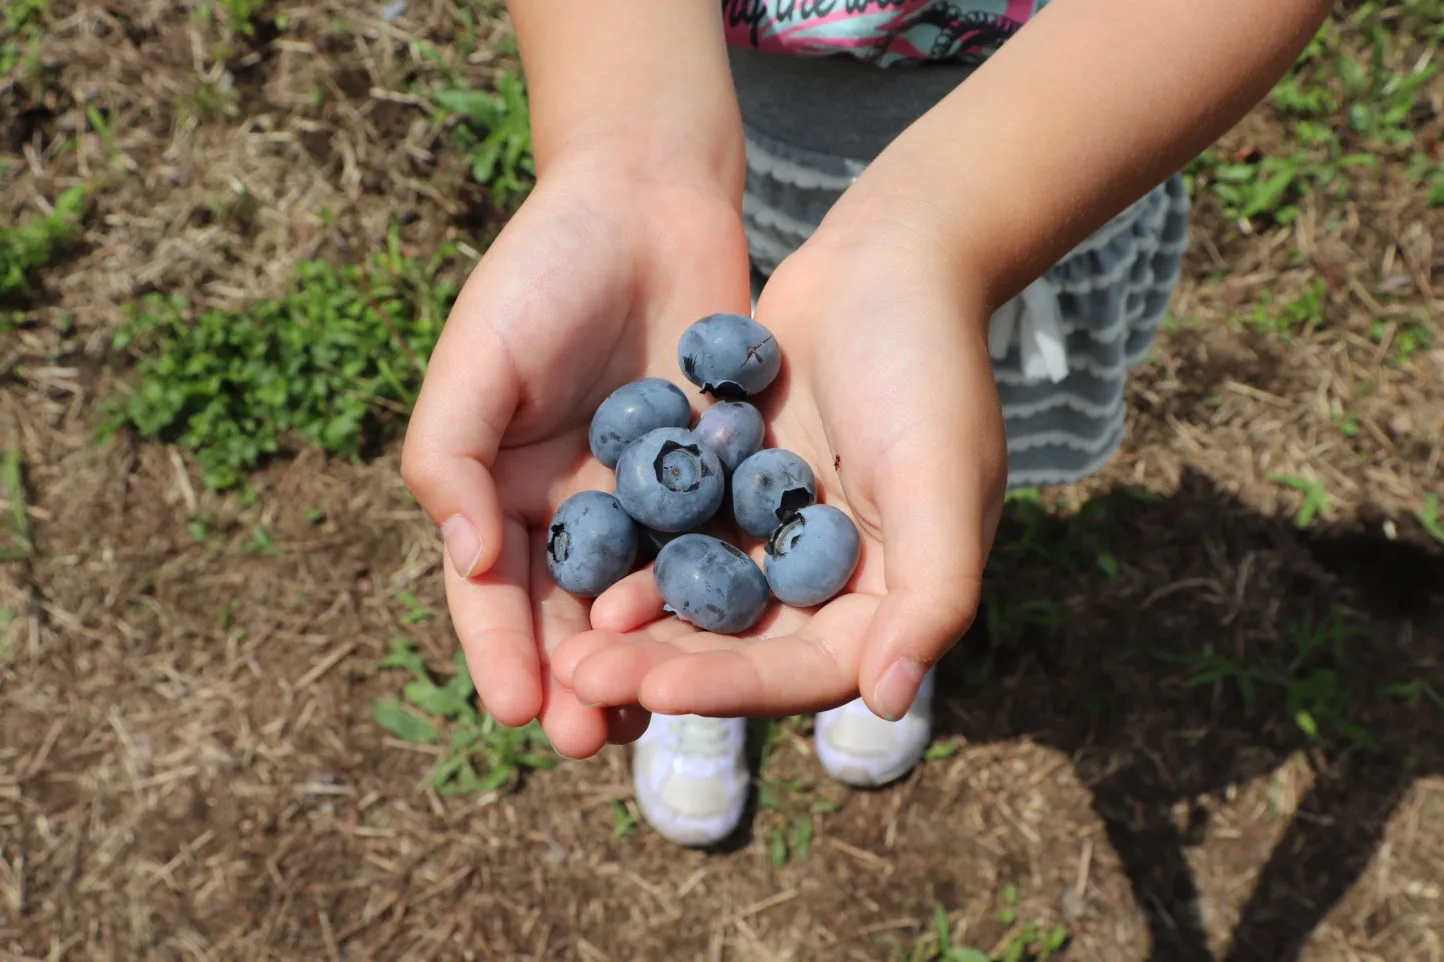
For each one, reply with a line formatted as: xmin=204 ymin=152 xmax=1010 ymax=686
xmin=1240 ymin=277 xmax=1327 ymax=340
xmin=1186 ymin=7 xmax=1434 ymax=227
xmin=1270 ymin=474 xmax=1331 ymax=528
xmin=899 ymin=897 xmax=1068 ymax=962
xmin=1417 ymin=494 xmax=1444 ymax=546
xmin=433 ymin=71 xmax=535 ymax=210
xmin=1 ymin=186 xmax=86 ymax=300
xmin=372 ymin=638 xmax=555 ymax=795
xmin=0 ymin=446 xmax=30 ymax=563
xmin=100 ymin=230 xmax=460 ymax=490
xmin=1159 ymin=606 xmax=1378 ymax=749
xmin=0 ymin=0 xmax=48 ymax=78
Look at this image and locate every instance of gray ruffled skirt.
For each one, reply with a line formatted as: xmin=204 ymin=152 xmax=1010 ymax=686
xmin=730 ymin=47 xmax=1190 ymax=488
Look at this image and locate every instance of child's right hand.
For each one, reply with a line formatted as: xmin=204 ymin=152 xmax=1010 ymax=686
xmin=401 ymin=154 xmax=751 ymax=759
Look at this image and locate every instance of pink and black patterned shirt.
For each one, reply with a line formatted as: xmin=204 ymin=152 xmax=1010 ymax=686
xmin=722 ymin=0 xmax=1048 ymax=66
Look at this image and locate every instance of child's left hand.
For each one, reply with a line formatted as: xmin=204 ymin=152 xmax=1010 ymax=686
xmin=551 ymin=204 xmax=1009 ymax=723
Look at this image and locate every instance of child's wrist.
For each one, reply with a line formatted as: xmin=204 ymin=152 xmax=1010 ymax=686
xmin=811 ymin=159 xmax=997 ymax=317
xmin=536 ymin=123 xmax=745 ymax=207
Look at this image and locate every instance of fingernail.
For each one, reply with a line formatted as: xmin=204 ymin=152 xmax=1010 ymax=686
xmin=440 ymin=515 xmax=482 ymax=577
xmin=874 ymin=659 xmax=925 ymax=722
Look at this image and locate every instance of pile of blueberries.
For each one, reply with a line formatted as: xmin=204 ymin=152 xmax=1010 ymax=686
xmin=545 ymin=312 xmax=860 ymax=635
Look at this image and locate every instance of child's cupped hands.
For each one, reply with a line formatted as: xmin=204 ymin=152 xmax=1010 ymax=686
xmin=400 ymin=155 xmax=753 ymax=760
xmin=552 ymin=206 xmax=1010 ymax=727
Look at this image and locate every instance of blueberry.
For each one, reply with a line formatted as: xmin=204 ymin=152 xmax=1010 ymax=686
xmin=730 ymin=448 xmax=816 ymax=540
xmin=614 ymin=427 xmax=725 ymax=532
xmin=677 ymin=313 xmax=781 ymax=400
xmin=654 ymin=534 xmax=770 ymax=634
xmin=587 ymin=378 xmax=692 ymax=469
xmin=692 ymin=401 xmax=765 ymax=473
xmin=545 ymin=491 xmax=639 ymax=597
xmin=763 ymin=504 xmax=860 ymax=607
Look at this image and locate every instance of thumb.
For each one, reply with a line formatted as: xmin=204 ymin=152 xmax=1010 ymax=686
xmin=855 ymin=350 xmax=1007 ymax=721
xmin=401 ymin=281 xmax=520 ymax=579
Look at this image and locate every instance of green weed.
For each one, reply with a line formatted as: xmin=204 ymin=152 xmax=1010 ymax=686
xmin=241 ymin=524 xmax=280 ymax=557
xmin=748 ymin=716 xmax=840 ymax=866
xmin=1270 ymin=474 xmax=1331 ymax=529
xmin=0 ymin=446 xmax=29 ymax=563
xmin=395 ymin=589 xmax=435 ymax=625
xmin=433 ymin=71 xmax=534 ymax=210
xmin=1187 ymin=7 xmax=1436 ymax=227
xmin=1367 ymin=317 xmax=1433 ymax=368
xmin=0 ymin=0 xmax=48 ymax=79
xmin=757 ymin=776 xmax=839 ymax=867
xmin=0 ymin=606 xmax=13 ymax=661
xmin=373 ymin=638 xmax=555 ymax=795
xmin=1160 ymin=606 xmax=1378 ymax=749
xmin=989 ymin=488 xmax=1127 ymax=580
xmin=1 ymin=186 xmax=87 ymax=302
xmin=897 ymin=896 xmax=1069 ymax=962
xmin=195 ymin=0 xmax=267 ymax=38
xmin=1239 ymin=277 xmax=1327 ymax=340
xmin=100 ymin=228 xmax=461 ymax=491
xmin=1418 ymin=494 xmax=1444 ymax=546
xmin=609 ymin=799 xmax=639 ymax=839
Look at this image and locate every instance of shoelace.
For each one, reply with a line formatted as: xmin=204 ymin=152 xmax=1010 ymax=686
xmin=672 ymin=715 xmax=733 ymax=757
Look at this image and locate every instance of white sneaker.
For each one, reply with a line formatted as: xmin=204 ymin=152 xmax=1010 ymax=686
xmin=631 ymin=714 xmax=750 ymax=847
xmin=814 ymin=667 xmax=937 ymax=787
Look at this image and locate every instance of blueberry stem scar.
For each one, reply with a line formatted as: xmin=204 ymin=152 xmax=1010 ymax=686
xmin=547 ymin=522 xmax=569 ymax=562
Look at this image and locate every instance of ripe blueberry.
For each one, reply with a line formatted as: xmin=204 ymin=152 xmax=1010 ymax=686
xmin=677 ymin=313 xmax=781 ymax=400
xmin=730 ymin=448 xmax=816 ymax=540
xmin=545 ymin=491 xmax=639 ymax=597
xmin=763 ymin=504 xmax=860 ymax=607
xmin=654 ymin=534 xmax=770 ymax=634
xmin=614 ymin=427 xmax=725 ymax=532
xmin=587 ymin=378 xmax=692 ymax=469
xmin=692 ymin=400 xmax=765 ymax=473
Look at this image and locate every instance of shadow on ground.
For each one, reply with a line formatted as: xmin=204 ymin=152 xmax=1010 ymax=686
xmin=929 ymin=467 xmax=1444 ymax=961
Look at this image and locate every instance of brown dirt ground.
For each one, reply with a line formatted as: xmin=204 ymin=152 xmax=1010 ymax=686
xmin=2 ymin=2 xmax=1443 ymax=961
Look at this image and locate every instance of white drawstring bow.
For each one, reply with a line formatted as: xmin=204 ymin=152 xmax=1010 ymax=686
xmin=988 ymin=274 xmax=1069 ymax=384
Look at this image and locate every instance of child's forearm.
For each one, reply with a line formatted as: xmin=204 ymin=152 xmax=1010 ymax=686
xmin=510 ymin=1 xmax=744 ymax=191
xmin=828 ymin=0 xmax=1334 ymax=310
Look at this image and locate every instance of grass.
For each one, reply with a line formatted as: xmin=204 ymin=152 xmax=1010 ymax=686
xmin=1238 ymin=277 xmax=1327 ymax=341
xmin=747 ymin=716 xmax=842 ymax=866
xmin=0 ymin=0 xmax=48 ymax=80
xmin=432 ymin=70 xmax=534 ymax=211
xmin=1271 ymin=473 xmax=1333 ymax=528
xmin=1185 ymin=2 xmax=1441 ymax=228
xmin=0 ymin=446 xmax=30 ymax=563
xmin=894 ymin=894 xmax=1069 ymax=962
xmin=1418 ymin=494 xmax=1444 ymax=545
xmin=1159 ymin=606 xmax=1380 ymax=751
xmin=99 ymin=226 xmax=462 ymax=491
xmin=1 ymin=186 xmax=87 ymax=304
xmin=372 ymin=638 xmax=556 ymax=795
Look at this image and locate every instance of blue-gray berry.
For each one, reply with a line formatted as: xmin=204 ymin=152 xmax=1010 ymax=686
xmin=677 ymin=313 xmax=781 ymax=400
xmin=692 ymin=401 xmax=765 ymax=473
xmin=614 ymin=427 xmax=725 ymax=532
xmin=587 ymin=378 xmax=692 ymax=469
xmin=545 ymin=491 xmax=639 ymax=597
xmin=730 ymin=448 xmax=816 ymax=540
xmin=654 ymin=534 xmax=770 ymax=634
xmin=764 ymin=504 xmax=860 ymax=607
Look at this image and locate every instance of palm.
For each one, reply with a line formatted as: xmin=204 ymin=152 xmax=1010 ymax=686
xmin=405 ymin=171 xmax=752 ymax=757
xmin=552 ymin=240 xmax=1007 ymax=721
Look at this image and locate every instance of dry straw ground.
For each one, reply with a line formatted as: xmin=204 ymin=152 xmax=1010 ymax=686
xmin=2 ymin=1 xmax=1442 ymax=960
